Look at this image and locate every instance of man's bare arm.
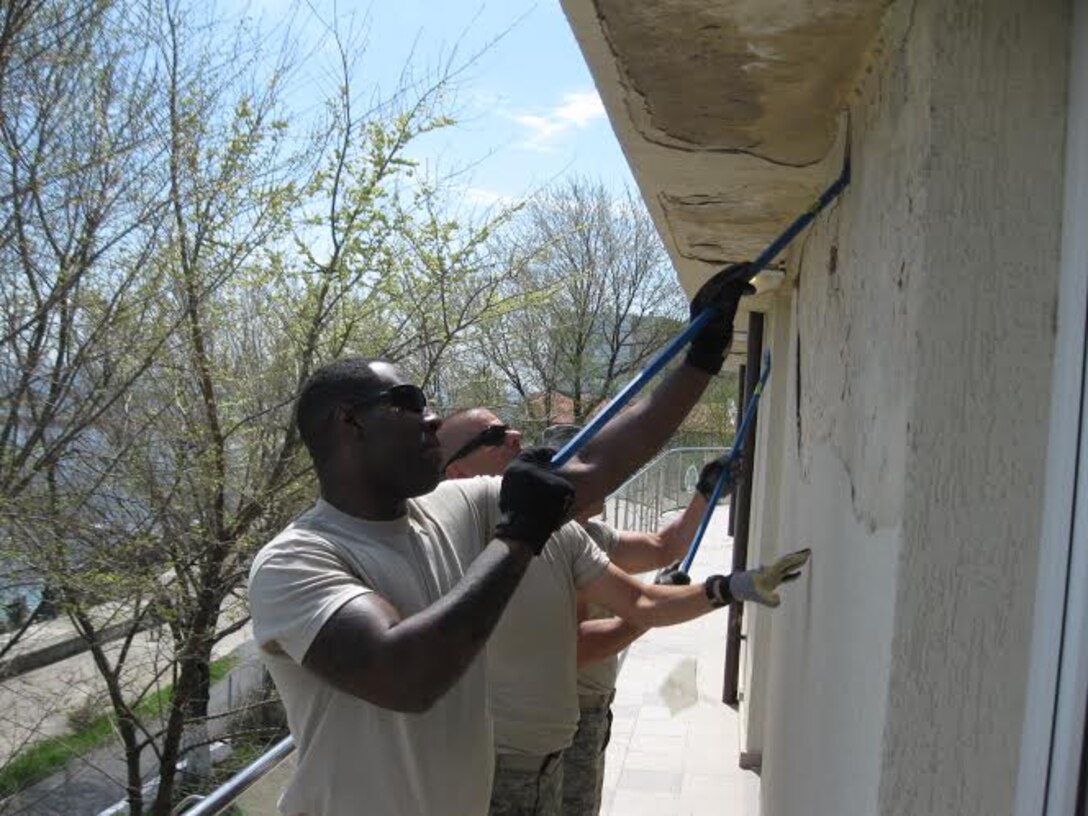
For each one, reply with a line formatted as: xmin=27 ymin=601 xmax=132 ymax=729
xmin=557 ymin=271 xmax=752 ymax=516
xmin=583 ymin=549 xmax=813 ymax=630
xmin=559 ymin=363 xmax=712 ymax=516
xmin=303 ymin=537 xmax=533 ymax=713
xmin=608 ymin=495 xmax=708 ymax=574
xmin=580 ymin=564 xmax=716 ymax=629
xmin=576 ymin=615 xmax=647 ymax=667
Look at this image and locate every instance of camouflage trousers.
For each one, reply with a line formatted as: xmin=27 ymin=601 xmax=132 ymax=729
xmin=561 ymin=700 xmax=614 ymax=816
xmin=488 ymin=751 xmax=565 ymax=816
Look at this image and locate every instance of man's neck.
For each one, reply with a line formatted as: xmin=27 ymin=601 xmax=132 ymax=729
xmin=321 ymin=479 xmax=406 ymax=521
xmin=448 ymin=465 xmax=497 ymax=480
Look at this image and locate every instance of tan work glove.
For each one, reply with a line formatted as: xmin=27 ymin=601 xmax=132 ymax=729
xmin=705 ymin=548 xmax=812 ymax=608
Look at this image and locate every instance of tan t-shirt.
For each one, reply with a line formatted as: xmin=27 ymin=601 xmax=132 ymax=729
xmin=248 ymin=477 xmax=502 ymax=816
xmin=488 ymin=522 xmax=610 ymax=756
xmin=576 ymin=520 xmax=623 ymax=697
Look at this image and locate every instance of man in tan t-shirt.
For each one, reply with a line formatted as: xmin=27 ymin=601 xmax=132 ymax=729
xmin=248 ymin=268 xmax=758 ymax=815
xmin=439 ymin=411 xmax=807 ymax=816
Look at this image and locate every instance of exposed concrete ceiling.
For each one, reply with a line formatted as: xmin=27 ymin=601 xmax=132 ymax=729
xmin=559 ymin=0 xmax=886 ymax=302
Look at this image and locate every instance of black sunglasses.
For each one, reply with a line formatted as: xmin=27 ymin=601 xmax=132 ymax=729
xmin=350 ymin=384 xmax=428 ymax=415
xmin=443 ymin=424 xmax=509 ymax=469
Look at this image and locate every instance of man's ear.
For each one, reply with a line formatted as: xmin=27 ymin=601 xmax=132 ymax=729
xmin=337 ymin=404 xmax=360 ymax=432
xmin=445 ymin=462 xmax=469 ymax=479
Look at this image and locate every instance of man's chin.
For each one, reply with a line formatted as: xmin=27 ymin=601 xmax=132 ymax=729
xmin=407 ymin=468 xmax=443 ymax=497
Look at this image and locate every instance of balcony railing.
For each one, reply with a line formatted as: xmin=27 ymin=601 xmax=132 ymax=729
xmin=602 ymin=446 xmax=727 ymax=533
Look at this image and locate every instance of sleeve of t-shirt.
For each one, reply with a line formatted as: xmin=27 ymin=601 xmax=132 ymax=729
xmin=581 ymin=519 xmax=619 ymax=557
xmin=426 ymin=475 xmax=502 ymax=553
xmin=248 ymin=536 xmax=373 ymax=665
xmin=559 ymin=523 xmax=612 ymax=589
xmin=461 ymin=475 xmax=502 ymax=539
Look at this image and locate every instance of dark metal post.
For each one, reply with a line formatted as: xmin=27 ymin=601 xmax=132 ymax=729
xmin=724 ymin=312 xmax=763 ymax=708
xmin=728 ymin=364 xmax=746 ymax=538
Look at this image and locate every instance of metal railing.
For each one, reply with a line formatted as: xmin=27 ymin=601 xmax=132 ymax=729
xmin=177 ymin=446 xmax=727 ymax=815
xmin=602 ymin=446 xmax=727 ymax=533
xmin=171 ymin=736 xmax=294 ymax=815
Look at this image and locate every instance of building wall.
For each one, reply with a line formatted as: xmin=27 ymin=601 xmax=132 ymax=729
xmin=739 ymin=293 xmax=798 ymax=757
xmin=749 ymin=0 xmax=1070 ymax=814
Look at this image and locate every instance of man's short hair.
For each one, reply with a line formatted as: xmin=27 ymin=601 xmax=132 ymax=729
xmin=441 ymin=407 xmax=485 ymax=427
xmin=296 ymin=356 xmax=383 ymax=466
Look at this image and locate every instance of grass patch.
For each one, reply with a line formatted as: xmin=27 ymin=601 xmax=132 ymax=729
xmin=210 ymin=740 xmax=267 ymax=782
xmin=0 ymin=716 xmax=116 ymax=797
xmin=0 ymin=656 xmax=239 ymax=798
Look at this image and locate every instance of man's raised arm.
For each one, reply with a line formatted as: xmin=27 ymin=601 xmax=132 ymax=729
xmin=560 ymin=268 xmax=753 ymax=515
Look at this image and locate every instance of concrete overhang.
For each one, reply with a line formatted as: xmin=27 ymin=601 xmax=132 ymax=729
xmin=559 ymin=0 xmax=884 ymax=308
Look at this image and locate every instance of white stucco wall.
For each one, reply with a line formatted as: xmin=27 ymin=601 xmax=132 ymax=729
xmin=748 ymin=0 xmax=1070 ymax=814
xmin=882 ymin=1 xmax=1068 ymax=813
xmin=739 ymin=294 xmax=795 ymax=755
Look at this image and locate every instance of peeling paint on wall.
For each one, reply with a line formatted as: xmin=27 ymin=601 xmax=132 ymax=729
xmin=658 ymin=189 xmax=800 ymax=264
xmin=592 ymin=0 xmax=889 ymax=165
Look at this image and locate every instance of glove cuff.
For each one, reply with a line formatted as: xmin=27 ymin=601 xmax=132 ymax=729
xmin=654 ymin=561 xmax=692 ymax=585
xmin=696 ymin=472 xmax=719 ymax=500
xmin=705 ymin=574 xmax=734 ymax=607
xmin=494 ymin=513 xmax=551 ymax=555
xmin=685 ymin=345 xmax=725 ymax=376
xmin=728 ymin=570 xmax=763 ymax=605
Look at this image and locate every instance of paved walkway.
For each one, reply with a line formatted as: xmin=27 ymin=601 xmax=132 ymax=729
xmin=600 ymin=503 xmax=759 ymax=815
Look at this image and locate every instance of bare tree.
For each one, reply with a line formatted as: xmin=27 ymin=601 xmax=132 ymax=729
xmin=0 ymin=0 xmax=168 ymax=651
xmin=0 ymin=2 xmax=525 ymax=813
xmin=479 ymin=178 xmax=686 ymax=436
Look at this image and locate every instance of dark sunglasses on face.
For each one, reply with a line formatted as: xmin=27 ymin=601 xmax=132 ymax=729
xmin=443 ymin=424 xmax=509 ymax=470
xmin=350 ymin=384 xmax=429 ymax=415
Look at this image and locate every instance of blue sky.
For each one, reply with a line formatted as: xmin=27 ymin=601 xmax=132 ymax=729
xmin=235 ymin=0 xmax=636 ymax=205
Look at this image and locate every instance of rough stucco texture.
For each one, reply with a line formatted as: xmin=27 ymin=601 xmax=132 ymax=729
xmin=591 ymin=0 xmax=889 ymax=165
xmin=883 ymin=1 xmax=1068 ymax=814
xmin=757 ymin=0 xmax=922 ymax=804
xmin=755 ymin=0 xmax=1069 ymax=814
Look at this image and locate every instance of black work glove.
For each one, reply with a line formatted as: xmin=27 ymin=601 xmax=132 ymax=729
xmin=495 ymin=447 xmax=575 ymax=555
xmin=704 ymin=549 xmax=812 ymax=608
xmin=653 ymin=560 xmax=692 ymax=586
xmin=695 ymin=453 xmax=745 ymax=500
xmin=685 ymin=263 xmax=757 ymax=375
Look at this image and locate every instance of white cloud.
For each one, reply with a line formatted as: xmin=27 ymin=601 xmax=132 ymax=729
xmin=508 ymin=90 xmax=605 ymax=151
xmin=554 ymin=91 xmax=605 ymax=126
xmin=511 ymin=114 xmax=565 ymax=147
